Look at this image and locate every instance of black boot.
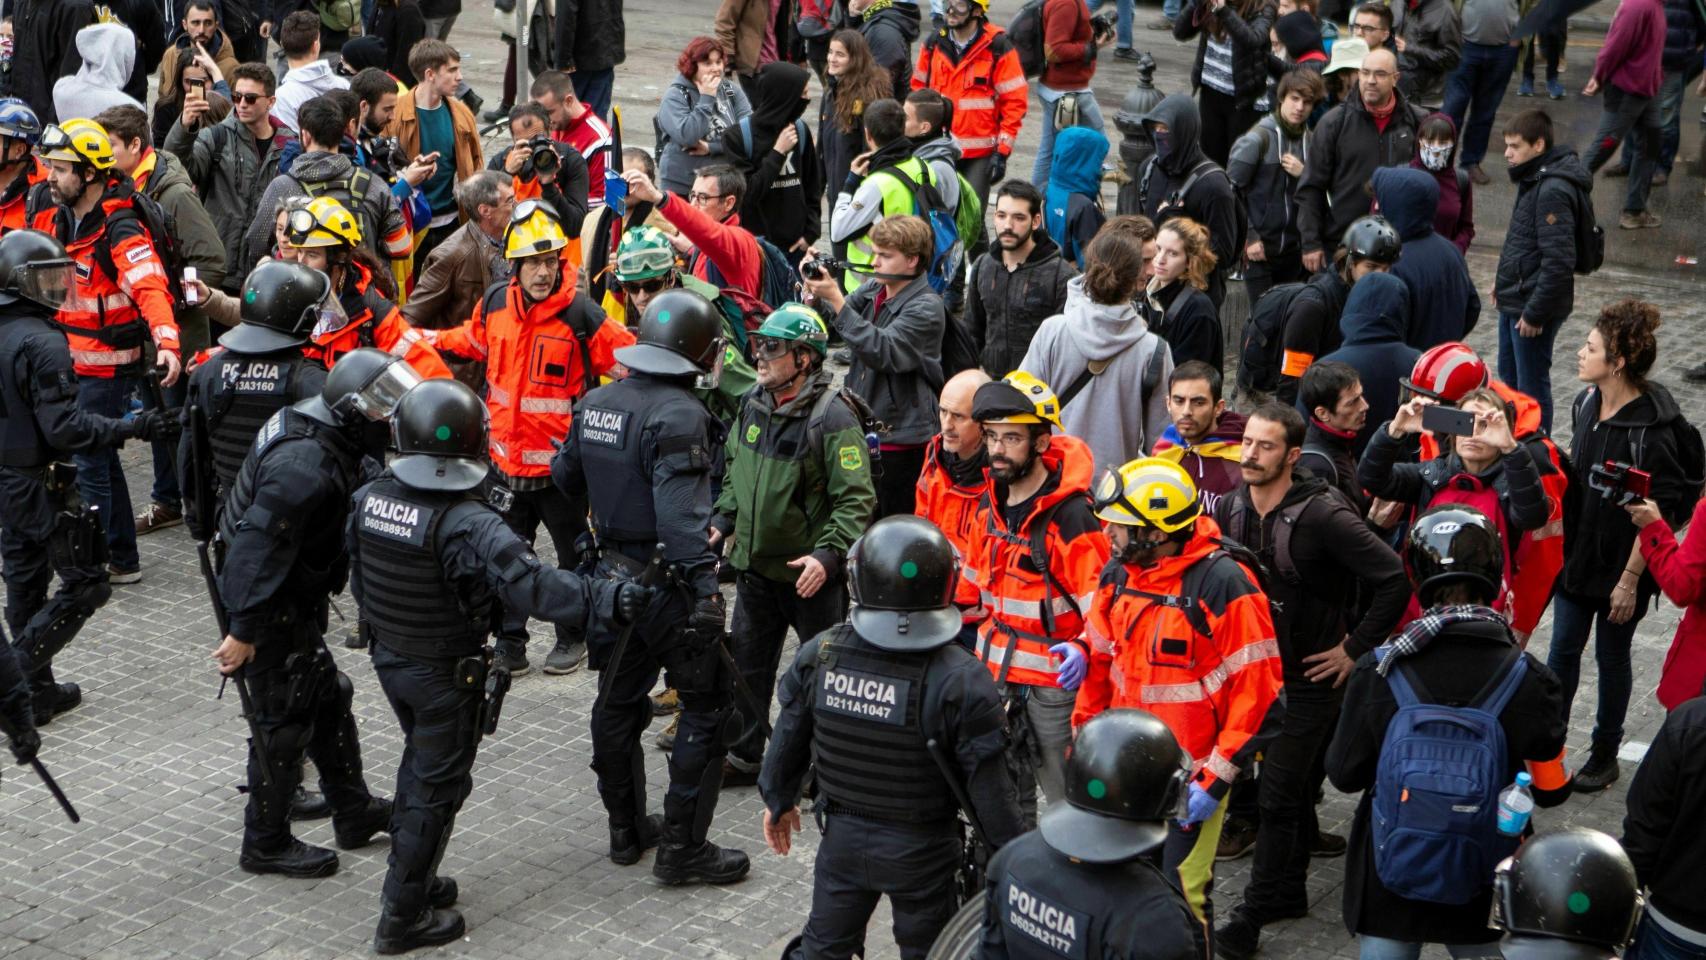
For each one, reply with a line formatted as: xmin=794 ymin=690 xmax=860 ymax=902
xmin=609 ymin=813 xmax=664 ymax=866
xmin=32 ymin=682 xmax=80 ymax=725
xmin=428 ymin=877 xmax=458 ymax=909
xmin=373 ymin=906 xmax=465 ymax=955
xmin=239 ymin=837 xmax=339 ymax=878
xmin=333 ymin=796 xmax=395 ymax=850
xmin=290 ymin=785 xmax=332 ymax=821
xmin=1572 ymin=743 xmax=1622 ymax=792
xmin=1214 ymin=908 xmax=1262 ymax=960
xmin=653 ymin=824 xmax=750 ymax=885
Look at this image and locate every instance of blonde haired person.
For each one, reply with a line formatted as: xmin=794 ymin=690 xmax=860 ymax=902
xmin=1143 ymin=217 xmax=1223 ymax=372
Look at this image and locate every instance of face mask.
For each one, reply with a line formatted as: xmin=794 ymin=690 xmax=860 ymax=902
xmin=1151 ymin=130 xmax=1172 ymax=162
xmin=0 ymin=36 xmax=13 ymax=61
xmin=1420 ymin=142 xmax=1452 ymax=171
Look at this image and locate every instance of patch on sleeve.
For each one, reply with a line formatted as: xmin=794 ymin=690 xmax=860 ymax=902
xmin=125 ymin=244 xmax=152 ymax=264
xmin=1545 ymin=213 xmax=1557 ymax=226
xmin=838 ymin=445 xmax=863 ymax=471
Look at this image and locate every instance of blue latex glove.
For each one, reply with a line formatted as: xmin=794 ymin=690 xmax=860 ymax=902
xmin=1050 ymin=642 xmax=1087 ymax=691
xmin=1178 ymin=782 xmax=1218 ymax=828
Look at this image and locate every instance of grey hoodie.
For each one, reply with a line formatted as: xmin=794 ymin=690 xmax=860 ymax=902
xmin=53 ymin=23 xmax=144 ymax=122
xmin=245 ymin=150 xmax=406 ymax=269
xmin=273 ymin=60 xmax=351 ymax=131
xmin=1019 ymin=275 xmax=1174 ymax=474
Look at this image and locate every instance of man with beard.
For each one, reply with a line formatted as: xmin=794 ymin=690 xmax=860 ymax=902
xmin=965 ymin=181 xmax=1074 ymax=376
xmin=1296 ymin=360 xmax=1369 ymax=509
xmin=1074 ymin=455 xmax=1283 ymax=945
xmin=915 ymin=368 xmax=992 ymax=646
xmin=713 ymin=303 xmax=876 ymax=786
xmin=964 ymin=372 xmax=1110 ymax=825
xmin=1151 ymin=360 xmax=1248 ymax=508
xmin=1209 ymin=403 xmax=1408 ymax=960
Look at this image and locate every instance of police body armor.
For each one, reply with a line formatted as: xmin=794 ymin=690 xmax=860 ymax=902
xmin=0 ymin=312 xmax=65 ymax=468
xmin=574 ymin=375 xmax=714 ymax=546
xmin=811 ymin=625 xmax=958 ymax=823
xmin=204 ymin=350 xmax=312 ymax=493
xmin=353 ymin=474 xmax=491 ymax=658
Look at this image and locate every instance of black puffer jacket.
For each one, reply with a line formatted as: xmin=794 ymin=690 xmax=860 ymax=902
xmin=1392 ymin=0 xmax=1463 ymax=105
xmin=1174 ymin=0 xmax=1277 ymax=108
xmin=553 ymin=0 xmax=625 ymax=73
xmin=966 ymin=234 xmax=1077 ymax=376
xmin=1493 ymin=146 xmax=1589 ymax=328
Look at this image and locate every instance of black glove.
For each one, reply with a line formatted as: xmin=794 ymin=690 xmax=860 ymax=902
xmin=989 ymin=153 xmax=1007 ymax=185
xmin=614 ymin=582 xmax=651 ymax=626
xmin=10 ymin=727 xmax=40 ymax=765
xmin=128 ymin=408 xmax=180 ymax=443
xmin=687 ymin=594 xmax=726 ymax=647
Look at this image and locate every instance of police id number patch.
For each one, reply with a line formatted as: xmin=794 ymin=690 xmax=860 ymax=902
xmin=220 ymin=360 xmax=288 ymax=395
xmin=815 ymin=666 xmax=908 ymax=726
xmin=359 ymin=493 xmax=433 ymax=546
xmin=579 ymin=406 xmax=628 ymax=447
xmin=1002 ymin=876 xmax=1089 ymax=959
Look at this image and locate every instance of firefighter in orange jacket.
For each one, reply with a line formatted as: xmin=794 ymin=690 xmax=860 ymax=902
xmin=965 ymin=371 xmax=1110 ymax=825
xmin=1077 ymin=456 xmax=1284 ymax=940
xmin=427 ymin=200 xmax=635 ymax=676
xmin=911 ymin=0 xmax=1028 ymax=196
xmin=915 ymin=368 xmax=993 ymax=642
xmin=0 ymin=100 xmax=48 ymax=234
xmin=282 ymin=196 xmax=453 ymax=382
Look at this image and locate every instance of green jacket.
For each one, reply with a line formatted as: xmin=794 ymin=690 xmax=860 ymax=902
xmin=712 ymin=369 xmax=877 ymax=582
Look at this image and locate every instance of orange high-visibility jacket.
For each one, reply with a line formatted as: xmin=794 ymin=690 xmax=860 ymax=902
xmin=967 ymin=433 xmax=1111 ymax=688
xmin=49 ymin=189 xmax=178 ymax=378
xmin=306 ymin=261 xmax=452 ymax=381
xmin=0 ymin=159 xmax=48 ymax=235
xmin=1075 ymin=515 xmax=1284 ymax=795
xmin=911 ymin=22 xmax=1029 ymax=159
xmin=916 ymin=433 xmax=990 ymax=615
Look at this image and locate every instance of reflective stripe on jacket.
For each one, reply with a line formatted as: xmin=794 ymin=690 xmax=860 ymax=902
xmin=911 ymin=23 xmax=1029 ymax=158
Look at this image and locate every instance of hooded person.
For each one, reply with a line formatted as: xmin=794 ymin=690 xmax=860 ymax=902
xmin=52 ymin=23 xmax=145 ymax=123
xmin=1137 ymin=93 xmax=1242 ymax=307
xmin=858 ymin=0 xmax=921 ymax=101
xmin=725 ymin=61 xmax=823 ymax=256
xmin=1410 ymin=112 xmax=1473 ymax=254
xmin=1273 ymin=10 xmax=1328 ymax=69
xmin=1371 ymin=166 xmax=1479 ymax=350
xmin=1313 ymin=271 xmax=1419 ymax=454
xmin=1043 ymin=125 xmax=1109 ymax=270
xmin=340 ymin=36 xmax=395 ymax=77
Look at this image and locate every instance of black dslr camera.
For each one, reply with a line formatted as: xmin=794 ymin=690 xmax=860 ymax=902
xmin=365 ymin=135 xmax=408 ymax=181
xmin=801 ymin=255 xmax=847 ymax=281
xmin=526 ymin=135 xmax=560 ymax=177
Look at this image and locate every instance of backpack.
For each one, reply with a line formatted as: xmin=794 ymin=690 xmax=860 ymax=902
xmin=1006 ymin=0 xmax=1047 ymax=77
xmin=295 ymin=167 xmax=383 ymax=260
xmin=1107 ymin=541 xmax=1275 ymax=641
xmin=953 ymin=171 xmax=983 ymax=254
xmin=807 ymin=384 xmax=889 ymax=479
xmin=1571 ymin=387 xmax=1706 ymax=499
xmin=1564 ymin=179 xmax=1604 ymax=275
xmin=879 ymin=162 xmax=963 ymax=296
xmin=1372 ymin=650 xmax=1527 ymax=905
xmin=105 ymin=193 xmax=190 ymax=314
xmin=694 ymin=238 xmax=798 ymax=314
xmin=316 ymin=0 xmax=358 ymax=31
xmin=1058 ymin=330 xmax=1166 ymax=410
xmin=1239 ymin=280 xmax=1317 ymax=394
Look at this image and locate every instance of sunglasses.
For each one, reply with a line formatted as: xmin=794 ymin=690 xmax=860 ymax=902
xmin=232 ymin=92 xmax=267 ymax=104
xmin=620 ymin=276 xmax=670 ymax=296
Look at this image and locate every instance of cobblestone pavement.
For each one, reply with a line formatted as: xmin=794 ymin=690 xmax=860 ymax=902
xmin=2 ymin=2 xmax=1705 ymax=958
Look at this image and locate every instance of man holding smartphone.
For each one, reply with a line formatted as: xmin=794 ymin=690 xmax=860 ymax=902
xmin=384 ymin=39 xmax=482 ymax=265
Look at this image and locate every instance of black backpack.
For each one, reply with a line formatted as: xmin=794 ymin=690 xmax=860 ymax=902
xmin=1239 ymin=279 xmax=1322 ymax=393
xmin=1566 ymin=180 xmax=1604 ymax=275
xmin=1006 ymin=0 xmax=1048 ymax=77
xmin=106 ymin=193 xmax=189 ymax=314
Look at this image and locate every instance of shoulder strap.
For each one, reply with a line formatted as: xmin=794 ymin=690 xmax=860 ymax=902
xmin=1178 ymin=159 xmax=1223 ymax=199
xmin=1477 ymin=650 xmax=1528 ymax=716
xmin=1299 ymin=443 xmax=1340 ymax=485
xmin=1456 ymin=167 xmax=1469 ymax=196
xmin=738 ymin=117 xmax=753 ymax=159
xmin=1386 ymin=662 xmax=1423 ymax=708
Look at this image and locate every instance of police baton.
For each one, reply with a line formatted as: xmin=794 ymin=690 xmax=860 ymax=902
xmin=927 ymin=737 xmax=992 ymax=902
xmin=0 ymin=718 xmax=80 ymax=824
xmin=592 ymin=544 xmax=667 ymax=718
xmin=716 ymin=634 xmax=771 ymax=740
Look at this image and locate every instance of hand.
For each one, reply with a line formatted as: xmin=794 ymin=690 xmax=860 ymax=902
xmin=157 ymin=348 xmax=182 ymax=387
xmin=1517 ymin=317 xmax=1544 ymax=338
xmin=1608 ymin=578 xmax=1637 ymax=623
xmin=1368 ymin=496 xmax=1406 ymax=530
xmin=684 ymin=140 xmax=711 ymax=156
xmin=401 ymin=155 xmax=436 ymax=187
xmin=849 ymin=151 xmax=873 ymax=178
xmin=258 ymin=19 xmax=273 ymax=37
xmin=988 ymin=153 xmax=1007 ymax=184
xmin=1394 ymin=34 xmax=1407 ymax=53
xmin=1049 ymin=642 xmax=1087 ymax=691
xmin=789 ymin=237 xmax=810 ymax=253
xmin=1583 ymin=76 xmax=1600 ymax=97
xmin=1302 ymin=249 xmax=1325 ymax=272
xmin=9 ymin=727 xmax=39 ymax=765
xmin=763 ymin=806 xmax=802 ymax=855
xmin=1279 ymin=152 xmax=1304 ymax=177
xmin=1302 ymin=641 xmax=1355 ymax=688
xmin=1245 ymin=239 xmax=1266 ymax=262
xmin=1511 ymin=629 xmax=1530 ymax=650
xmin=1389 ymin=396 xmax=1434 ymax=437
xmin=1178 ymin=782 xmax=1218 ymax=828
xmin=212 ymin=634 xmax=255 ymax=675
xmin=127 ymin=408 xmax=173 ymax=442
xmin=504 ymin=144 xmax=531 ymax=176
xmin=708 ymin=526 xmax=724 ymax=548
xmin=689 ymin=594 xmax=727 ymax=645
xmin=1626 ymin=498 xmax=1662 ymax=529
xmin=614 ymin=582 xmax=651 ymax=625
xmin=181 ymin=94 xmax=210 ymax=127
xmin=694 ymin=66 xmax=724 ymax=97
xmin=774 ymin=123 xmax=799 ymax=156
xmin=193 ymin=42 xmax=223 ymax=84
xmin=1477 ymin=406 xmax=1518 ymax=454
xmin=184 ymin=275 xmax=212 ymax=306
xmin=788 ymin=555 xmax=828 ymax=598
xmin=623 ymin=169 xmax=664 ymax=205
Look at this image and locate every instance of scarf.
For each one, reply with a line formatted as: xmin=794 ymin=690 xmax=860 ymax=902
xmin=1310 ymin=417 xmax=1357 ymax=440
xmin=862 ymin=0 xmax=896 ymax=20
xmin=1374 ymin=604 xmax=1506 ymax=675
xmin=1365 ymin=93 xmax=1397 ymax=133
xmin=945 ymin=446 xmax=989 ymax=488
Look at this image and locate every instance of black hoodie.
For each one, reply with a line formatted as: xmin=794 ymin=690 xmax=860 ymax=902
xmin=1138 ymin=94 xmax=1241 ymax=305
xmin=727 ymin=62 xmax=823 ymax=250
xmin=862 ymin=3 xmax=921 ymax=100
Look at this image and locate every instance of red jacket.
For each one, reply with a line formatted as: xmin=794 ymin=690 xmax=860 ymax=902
xmin=1640 ymin=496 xmax=1706 ymax=710
xmin=1040 ymin=0 xmax=1096 ymax=90
xmin=916 ymin=435 xmax=989 ymax=615
xmin=658 ymin=191 xmax=765 ymax=302
xmin=554 ymin=106 xmax=612 ymax=205
xmin=0 ymin=159 xmax=48 ymax=235
xmin=911 ymin=22 xmax=1029 ymax=158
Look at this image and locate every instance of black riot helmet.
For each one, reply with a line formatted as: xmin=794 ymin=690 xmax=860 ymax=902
xmin=1040 ymin=709 xmax=1192 ymax=864
xmin=298 ymin=347 xmax=423 ymax=430
xmin=1342 ymin=215 xmax=1402 ymax=266
xmin=220 ymin=261 xmax=332 ymax=353
xmin=0 ymin=229 xmax=74 ymax=310
xmin=1494 ymin=828 xmax=1642 ymax=960
xmin=1407 ymin=503 xmax=1504 ymax=607
xmin=614 ymin=288 xmax=726 ymax=385
xmin=390 ymin=378 xmax=490 ymax=492
xmin=846 ymin=515 xmax=962 ymax=651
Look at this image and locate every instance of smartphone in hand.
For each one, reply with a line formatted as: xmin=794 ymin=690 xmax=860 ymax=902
xmin=1421 ymin=404 xmax=1476 ymax=437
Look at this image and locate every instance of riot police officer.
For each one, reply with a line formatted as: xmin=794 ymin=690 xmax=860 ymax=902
xmin=209 ymin=347 xmax=413 ymax=878
xmin=1494 ymin=828 xmax=1643 ymax=960
xmin=179 ymin=259 xmax=332 ymax=536
xmin=0 ymin=229 xmax=170 ymax=723
xmin=975 ymin=709 xmax=1206 ymax=960
xmin=551 ymin=287 xmax=750 ymax=885
xmin=760 ymin=514 xmax=1025 ymax=960
xmin=351 ymin=377 xmax=645 ymax=954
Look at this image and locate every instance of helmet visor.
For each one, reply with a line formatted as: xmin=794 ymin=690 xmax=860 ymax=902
xmin=694 ymin=338 xmax=726 ymax=392
xmin=348 ymin=360 xmax=423 ymax=421
xmin=13 ymin=259 xmax=74 ymax=309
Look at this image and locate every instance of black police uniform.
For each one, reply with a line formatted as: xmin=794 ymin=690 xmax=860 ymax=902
xmin=551 ymin=371 xmax=731 ymax=852
xmin=0 ymin=295 xmax=138 ymax=719
xmin=977 ymin=831 xmax=1207 ymax=960
xmin=760 ymin=624 xmax=1025 ymax=959
xmin=217 ymin=404 xmax=388 ymax=855
xmin=349 ymin=470 xmax=619 ymax=923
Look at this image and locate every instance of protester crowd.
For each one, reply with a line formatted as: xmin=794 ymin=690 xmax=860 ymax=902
xmin=0 ymin=0 xmax=1704 ymax=956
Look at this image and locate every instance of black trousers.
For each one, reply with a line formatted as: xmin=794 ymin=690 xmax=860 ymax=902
xmin=874 ymin=446 xmax=927 ymax=521
xmin=1237 ymin=689 xmax=1341 ymax=923
xmin=1198 ymin=87 xmax=1261 ymax=170
xmin=0 ymin=466 xmax=110 ymax=700
xmin=727 ymin=569 xmax=848 ymax=765
xmin=588 ymin=555 xmax=730 ymax=841
xmin=244 ymin=629 xmax=377 ymax=851
xmin=373 ymin=642 xmax=481 ymax=916
xmin=497 ymin=485 xmax=588 ymax=651
xmin=790 ymin=814 xmax=961 ymax=960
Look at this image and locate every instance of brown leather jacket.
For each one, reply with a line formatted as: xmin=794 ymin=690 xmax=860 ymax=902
xmin=401 ymin=219 xmax=502 ymax=330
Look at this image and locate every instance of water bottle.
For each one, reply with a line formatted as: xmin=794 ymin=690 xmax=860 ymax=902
xmin=1496 ymin=772 xmax=1534 ymax=836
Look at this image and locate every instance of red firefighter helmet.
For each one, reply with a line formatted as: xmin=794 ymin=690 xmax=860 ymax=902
xmin=1401 ymin=341 xmax=1489 ymax=402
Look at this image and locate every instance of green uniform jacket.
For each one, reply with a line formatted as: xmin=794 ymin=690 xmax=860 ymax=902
xmin=712 ymin=369 xmax=877 ymax=583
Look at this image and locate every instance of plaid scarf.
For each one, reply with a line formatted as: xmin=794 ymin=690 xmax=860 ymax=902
xmin=1374 ymin=604 xmax=1506 ymax=675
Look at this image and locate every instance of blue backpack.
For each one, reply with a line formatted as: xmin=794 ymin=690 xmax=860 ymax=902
xmin=1372 ymin=651 xmax=1527 ymax=905
xmin=878 ymin=163 xmax=963 ymax=296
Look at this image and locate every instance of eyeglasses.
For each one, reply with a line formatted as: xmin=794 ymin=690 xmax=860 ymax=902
xmin=750 ymin=335 xmax=794 ymax=360
xmin=688 ymin=191 xmax=725 ymax=204
xmin=232 ymin=92 xmax=267 ymax=105
xmin=1359 ymin=68 xmax=1395 ymax=80
xmin=619 ymin=276 xmax=670 ymax=296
